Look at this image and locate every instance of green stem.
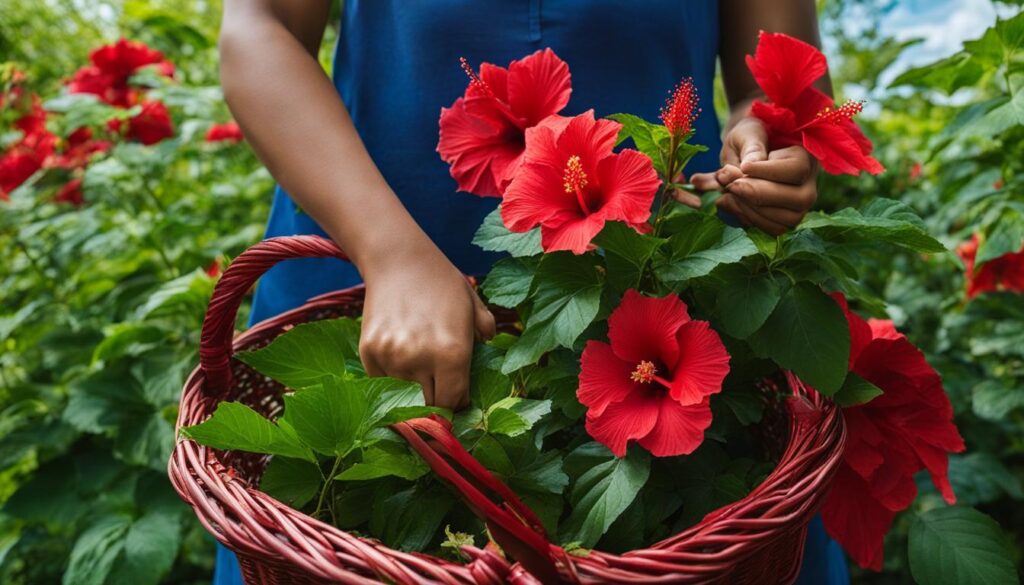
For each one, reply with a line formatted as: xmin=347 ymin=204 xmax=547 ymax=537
xmin=652 ymin=135 xmax=681 ymax=239
xmin=313 ymin=455 xmax=344 ymax=519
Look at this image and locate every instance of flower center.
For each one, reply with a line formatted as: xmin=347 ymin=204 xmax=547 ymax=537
xmin=814 ymin=99 xmax=865 ymax=125
xmin=563 ymin=155 xmax=592 ymax=214
xmin=630 ymin=360 xmax=674 ymax=388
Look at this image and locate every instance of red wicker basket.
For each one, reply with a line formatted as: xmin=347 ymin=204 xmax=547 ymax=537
xmin=169 ymin=235 xmax=846 ymax=585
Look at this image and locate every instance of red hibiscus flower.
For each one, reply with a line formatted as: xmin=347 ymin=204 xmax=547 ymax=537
xmin=206 ymin=121 xmax=244 ymax=144
xmin=438 ymin=48 xmax=571 ymax=197
xmin=68 ymin=39 xmax=174 ymax=107
xmin=746 ymin=31 xmax=884 ymax=176
xmin=956 ymin=233 xmax=1024 ymax=299
xmin=501 ymin=111 xmax=660 ymax=254
xmin=108 ymin=100 xmax=174 ymax=145
xmin=55 ymin=178 xmax=84 ymax=206
xmin=0 ymin=107 xmax=56 ymax=199
xmin=50 ymin=127 xmax=112 ymax=170
xmin=577 ymin=290 xmax=730 ymax=457
xmin=821 ymin=294 xmax=965 ymax=571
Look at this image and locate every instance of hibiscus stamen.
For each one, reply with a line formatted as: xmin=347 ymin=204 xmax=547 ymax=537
xmin=563 ymin=155 xmax=591 ymax=214
xmin=459 ymin=57 xmax=494 ymax=99
xmin=630 ymin=360 xmax=674 ymax=388
xmin=660 ymin=77 xmax=701 ymax=137
xmin=814 ymin=99 xmax=865 ymax=125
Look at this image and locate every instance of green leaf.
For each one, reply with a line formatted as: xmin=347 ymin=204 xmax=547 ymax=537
xmin=594 ymin=221 xmax=664 ymax=292
xmin=473 ymin=207 xmax=542 ymax=257
xmin=655 ymin=213 xmax=758 ymax=283
xmin=106 ymin=509 xmax=182 ymax=585
xmin=560 ymin=446 xmax=650 ymax=548
xmin=502 ymin=253 xmax=603 ymax=373
xmin=282 ymin=376 xmax=369 ymax=456
xmin=714 ymin=269 xmax=783 ymax=339
xmin=606 ymin=113 xmax=666 ymax=171
xmin=471 ymin=343 xmax=514 ymax=410
xmin=909 ymin=506 xmax=1018 ymax=585
xmin=235 ymin=318 xmax=362 ymax=389
xmin=486 ymin=398 xmax=552 ymax=436
xmin=977 ymin=209 xmax=1024 ymax=266
xmin=481 ymin=257 xmax=535 ymax=308
xmin=180 ymin=402 xmax=314 ymax=462
xmin=834 ymin=373 xmax=884 ymax=407
xmin=971 ymin=380 xmax=1024 ymax=421
xmin=259 ymin=457 xmax=322 ymax=507
xmin=362 ymin=377 xmax=430 ymax=427
xmin=370 ymin=484 xmax=454 ymax=551
xmin=747 ymin=283 xmax=851 ymax=394
xmin=948 ymin=453 xmax=1024 ymax=507
xmin=133 ymin=268 xmax=213 ymax=320
xmin=336 ymin=447 xmax=428 ymax=481
xmin=62 ymin=515 xmax=131 ymax=585
xmin=972 ymin=91 xmax=1024 ymax=137
xmin=797 ymin=198 xmax=946 ymax=253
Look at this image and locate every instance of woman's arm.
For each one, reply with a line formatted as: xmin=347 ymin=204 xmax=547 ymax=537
xmin=687 ymin=0 xmax=828 ymax=235
xmin=220 ymin=0 xmax=494 ymax=409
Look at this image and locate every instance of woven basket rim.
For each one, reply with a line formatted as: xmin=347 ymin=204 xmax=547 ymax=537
xmin=170 ymin=282 xmax=846 ymax=585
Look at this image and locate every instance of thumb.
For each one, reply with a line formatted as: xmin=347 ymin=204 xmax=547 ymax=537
xmin=470 ymin=287 xmax=497 ymax=341
xmin=729 ymin=118 xmax=769 ymax=166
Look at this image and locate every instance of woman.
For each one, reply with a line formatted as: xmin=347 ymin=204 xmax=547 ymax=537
xmin=214 ymin=1 xmax=847 ymax=583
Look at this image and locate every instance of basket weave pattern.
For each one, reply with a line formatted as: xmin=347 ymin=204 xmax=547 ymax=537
xmin=169 ymin=236 xmax=846 ymax=585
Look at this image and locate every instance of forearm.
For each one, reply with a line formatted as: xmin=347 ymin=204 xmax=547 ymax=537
xmin=219 ymin=6 xmax=432 ymax=275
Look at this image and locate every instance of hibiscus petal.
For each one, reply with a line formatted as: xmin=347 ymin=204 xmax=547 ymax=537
xmin=507 ymin=48 xmax=572 ymax=126
xmin=577 ymin=341 xmax=637 ymax=417
xmin=594 ymin=149 xmax=659 ymax=226
xmin=538 ymin=213 xmax=606 ymax=255
xmin=669 ymin=320 xmax=730 ymax=405
xmin=584 ymin=385 xmax=661 ymax=457
xmin=438 ymin=98 xmax=523 ymax=196
xmin=913 ymin=439 xmax=961 ymax=505
xmin=478 ymin=62 xmax=509 ymax=101
xmin=831 ymin=292 xmax=873 ymax=366
xmin=745 ymin=32 xmax=828 ymax=107
xmin=608 ymin=290 xmax=689 ymax=366
xmin=501 ymin=160 xmax=576 ymax=231
xmin=636 ymin=397 xmax=712 ymax=457
xmin=555 ymin=111 xmax=621 ymax=173
xmin=822 ymin=465 xmax=897 ymax=571
xmin=867 ymin=318 xmax=902 ymax=341
xmin=803 ymin=124 xmax=884 ymax=176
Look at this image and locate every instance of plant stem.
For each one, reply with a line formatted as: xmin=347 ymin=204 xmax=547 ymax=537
xmin=313 ymin=455 xmax=344 ymax=519
xmin=652 ymin=135 xmax=681 ymax=239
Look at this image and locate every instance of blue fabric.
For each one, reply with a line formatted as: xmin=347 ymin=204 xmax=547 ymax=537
xmin=217 ymin=2 xmax=849 ymax=583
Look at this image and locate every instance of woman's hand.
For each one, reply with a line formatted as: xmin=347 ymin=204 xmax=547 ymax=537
xmin=685 ymin=117 xmax=818 ymax=235
xmin=358 ymin=244 xmax=496 ymax=410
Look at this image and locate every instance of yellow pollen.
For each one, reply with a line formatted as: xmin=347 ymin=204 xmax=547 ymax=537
xmin=563 ymin=155 xmax=588 ymax=194
xmin=631 ymin=360 xmax=657 ymax=383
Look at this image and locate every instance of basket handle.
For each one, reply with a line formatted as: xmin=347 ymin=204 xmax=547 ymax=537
xmin=392 ymin=416 xmax=579 ymax=584
xmin=199 ymin=235 xmax=349 ymax=395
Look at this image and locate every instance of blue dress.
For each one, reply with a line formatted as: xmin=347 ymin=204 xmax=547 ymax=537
xmin=215 ymin=1 xmax=848 ymax=583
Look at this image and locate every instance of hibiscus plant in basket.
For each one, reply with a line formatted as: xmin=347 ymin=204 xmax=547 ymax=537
xmin=182 ymin=33 xmax=963 ymax=571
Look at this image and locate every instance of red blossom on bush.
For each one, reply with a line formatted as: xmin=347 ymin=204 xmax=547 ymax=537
xmin=660 ymin=77 xmax=701 ymax=138
xmin=108 ymin=100 xmax=174 ymax=145
xmin=956 ymin=233 xmax=1024 ymax=299
xmin=821 ymin=294 xmax=965 ymax=571
xmin=68 ymin=39 xmax=174 ymax=107
xmin=206 ymin=121 xmax=244 ymax=144
xmin=909 ymin=161 xmax=922 ymax=180
xmin=746 ymin=31 xmax=884 ymax=176
xmin=51 ymin=128 xmax=112 ymax=170
xmin=438 ymin=48 xmax=571 ymax=196
xmin=54 ymin=178 xmax=84 ymax=206
xmin=0 ymin=98 xmax=56 ymax=200
xmin=501 ymin=111 xmax=660 ymax=254
xmin=577 ymin=290 xmax=730 ymax=457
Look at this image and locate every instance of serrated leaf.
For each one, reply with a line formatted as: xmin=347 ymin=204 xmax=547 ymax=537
xmin=977 ymin=209 xmax=1024 ymax=266
xmin=714 ymin=269 xmax=783 ymax=339
xmin=909 ymin=506 xmax=1017 ymax=585
xmin=180 ymin=402 xmax=314 ymax=461
xmin=370 ymin=484 xmax=453 ymax=551
xmin=948 ymin=453 xmax=1024 ymax=506
xmin=259 ymin=457 xmax=322 ymax=507
xmin=747 ymin=283 xmax=851 ymax=394
xmin=486 ymin=398 xmax=551 ymax=436
xmin=655 ymin=213 xmax=757 ymax=283
xmin=560 ymin=445 xmax=650 ymax=548
xmin=481 ymin=257 xmax=535 ymax=308
xmin=336 ymin=447 xmax=428 ymax=481
xmin=473 ymin=207 xmax=542 ymax=257
xmin=971 ymin=380 xmax=1024 ymax=420
xmin=797 ymin=198 xmax=945 ymax=253
xmin=594 ymin=221 xmax=664 ymax=292
xmin=62 ymin=515 xmax=131 ymax=585
xmin=106 ymin=509 xmax=182 ymax=585
xmin=282 ymin=376 xmax=369 ymax=457
xmin=235 ymin=318 xmax=362 ymax=389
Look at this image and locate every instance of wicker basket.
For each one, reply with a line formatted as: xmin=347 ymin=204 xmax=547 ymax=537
xmin=169 ymin=236 xmax=846 ymax=585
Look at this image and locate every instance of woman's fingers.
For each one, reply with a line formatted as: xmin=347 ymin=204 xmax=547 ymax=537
xmin=672 ymin=188 xmax=702 ymax=208
xmin=729 ymin=196 xmax=791 ymax=236
xmin=470 ymin=287 xmax=497 ymax=342
xmin=739 ymin=146 xmax=815 ymax=186
xmin=690 ymin=172 xmax=722 ymax=193
xmin=728 ymin=176 xmax=816 ymax=212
